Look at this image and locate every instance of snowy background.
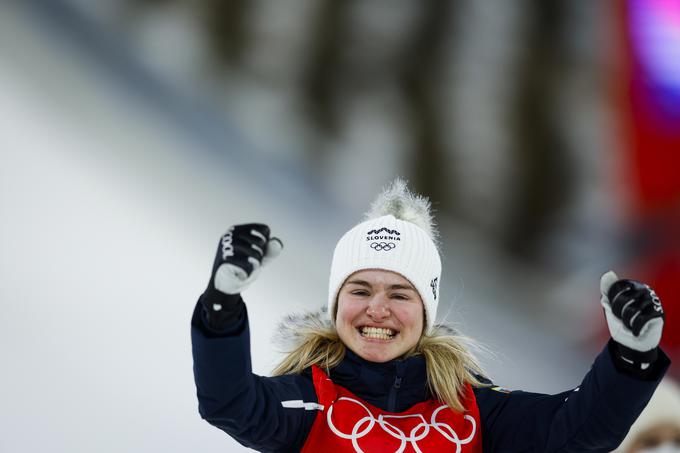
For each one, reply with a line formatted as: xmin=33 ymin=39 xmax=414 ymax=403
xmin=1 ymin=1 xmax=678 ymax=452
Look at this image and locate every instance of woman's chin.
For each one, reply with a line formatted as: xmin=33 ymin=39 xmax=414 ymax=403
xmin=355 ymin=343 xmax=399 ymax=363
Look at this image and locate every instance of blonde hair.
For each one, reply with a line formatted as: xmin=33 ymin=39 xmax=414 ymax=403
xmin=272 ymin=323 xmax=487 ymax=413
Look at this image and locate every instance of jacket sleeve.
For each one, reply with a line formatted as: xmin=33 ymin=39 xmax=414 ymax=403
xmin=191 ymin=300 xmax=318 ymax=452
xmin=475 ymin=340 xmax=670 ymax=453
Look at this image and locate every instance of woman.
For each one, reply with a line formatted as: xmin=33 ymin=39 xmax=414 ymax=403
xmin=191 ymin=179 xmax=670 ymax=452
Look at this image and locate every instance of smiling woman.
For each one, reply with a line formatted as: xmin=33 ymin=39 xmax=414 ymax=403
xmin=337 ymin=270 xmax=424 ymax=360
xmin=191 ymin=178 xmax=670 ymax=452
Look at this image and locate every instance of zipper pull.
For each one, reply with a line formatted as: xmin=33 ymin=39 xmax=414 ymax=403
xmin=394 ymin=376 xmax=402 ymax=389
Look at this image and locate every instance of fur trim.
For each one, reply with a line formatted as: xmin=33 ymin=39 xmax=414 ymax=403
xmin=364 ymin=178 xmax=440 ymax=247
xmin=273 ymin=307 xmax=333 ymax=351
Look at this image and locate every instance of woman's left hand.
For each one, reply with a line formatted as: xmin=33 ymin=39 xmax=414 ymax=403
xmin=600 ymin=271 xmax=665 ymax=353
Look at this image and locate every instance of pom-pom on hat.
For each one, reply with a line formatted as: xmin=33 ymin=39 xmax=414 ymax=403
xmin=328 ymin=178 xmax=442 ymax=332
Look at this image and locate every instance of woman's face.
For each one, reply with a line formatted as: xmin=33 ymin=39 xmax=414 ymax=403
xmin=335 ymin=269 xmax=424 ymax=363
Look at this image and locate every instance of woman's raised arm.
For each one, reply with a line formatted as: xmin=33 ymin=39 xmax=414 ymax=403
xmin=190 ymin=225 xmax=317 ymax=452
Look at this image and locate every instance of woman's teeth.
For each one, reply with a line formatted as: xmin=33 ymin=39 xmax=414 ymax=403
xmin=360 ymin=327 xmax=396 ymax=340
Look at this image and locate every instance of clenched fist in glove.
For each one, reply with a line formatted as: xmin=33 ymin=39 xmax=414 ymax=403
xmin=600 ymin=271 xmax=665 ymax=371
xmin=209 ymin=224 xmax=283 ymax=300
xmin=199 ymin=223 xmax=283 ymax=330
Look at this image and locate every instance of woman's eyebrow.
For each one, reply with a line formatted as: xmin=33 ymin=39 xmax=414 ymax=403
xmin=345 ymin=280 xmax=415 ymax=291
xmin=389 ymin=284 xmax=416 ymax=291
xmin=346 ymin=279 xmax=371 ymax=287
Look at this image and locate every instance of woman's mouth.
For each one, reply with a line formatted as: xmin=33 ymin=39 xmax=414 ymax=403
xmin=358 ymin=326 xmax=397 ymax=340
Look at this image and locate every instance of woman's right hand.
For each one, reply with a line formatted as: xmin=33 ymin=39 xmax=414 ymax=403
xmin=208 ymin=224 xmax=283 ymax=304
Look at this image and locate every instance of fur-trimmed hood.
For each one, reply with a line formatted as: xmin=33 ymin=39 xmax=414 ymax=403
xmin=272 ymin=307 xmax=333 ymax=352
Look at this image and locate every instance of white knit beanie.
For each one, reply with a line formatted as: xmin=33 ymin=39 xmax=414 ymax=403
xmin=328 ymin=179 xmax=442 ymax=332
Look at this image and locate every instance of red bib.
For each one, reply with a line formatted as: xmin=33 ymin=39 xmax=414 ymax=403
xmin=302 ymin=365 xmax=482 ymax=453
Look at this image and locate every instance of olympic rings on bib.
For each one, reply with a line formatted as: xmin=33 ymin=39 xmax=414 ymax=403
xmin=326 ymin=396 xmax=477 ymax=453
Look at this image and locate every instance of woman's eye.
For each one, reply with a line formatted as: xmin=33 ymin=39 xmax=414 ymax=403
xmin=351 ymin=290 xmax=369 ymax=296
xmin=391 ymin=294 xmax=409 ymax=300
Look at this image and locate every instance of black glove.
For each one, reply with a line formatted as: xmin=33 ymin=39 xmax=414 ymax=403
xmin=200 ymin=223 xmax=283 ymax=330
xmin=600 ymin=271 xmax=665 ymax=373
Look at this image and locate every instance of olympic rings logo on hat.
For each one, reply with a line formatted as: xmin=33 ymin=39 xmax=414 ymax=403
xmin=326 ymin=397 xmax=476 ymax=453
xmin=370 ymin=242 xmax=396 ymax=251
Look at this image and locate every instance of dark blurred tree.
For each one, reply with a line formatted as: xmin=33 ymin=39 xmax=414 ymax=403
xmin=127 ymin=0 xmax=251 ymax=66
xmin=505 ymin=0 xmax=573 ymax=258
xmin=200 ymin=0 xmax=251 ymax=66
xmin=400 ymin=0 xmax=455 ymax=214
xmin=301 ymin=0 xmax=349 ymax=136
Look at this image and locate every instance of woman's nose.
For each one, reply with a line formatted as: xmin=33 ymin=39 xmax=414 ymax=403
xmin=366 ymin=295 xmax=390 ymax=319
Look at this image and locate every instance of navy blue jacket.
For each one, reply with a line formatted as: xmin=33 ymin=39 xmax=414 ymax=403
xmin=191 ymin=302 xmax=669 ymax=452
